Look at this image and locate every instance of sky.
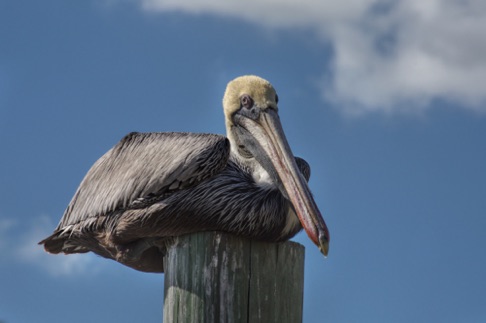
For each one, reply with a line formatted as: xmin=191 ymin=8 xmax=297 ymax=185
xmin=1 ymin=0 xmax=486 ymax=322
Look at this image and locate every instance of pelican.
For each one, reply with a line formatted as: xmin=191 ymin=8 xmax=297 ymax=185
xmin=40 ymin=75 xmax=330 ymax=273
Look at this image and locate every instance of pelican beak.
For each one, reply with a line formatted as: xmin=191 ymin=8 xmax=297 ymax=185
xmin=233 ymin=108 xmax=330 ymax=256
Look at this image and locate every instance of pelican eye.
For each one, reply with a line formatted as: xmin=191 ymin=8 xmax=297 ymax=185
xmin=275 ymin=94 xmax=279 ymax=104
xmin=240 ymin=94 xmax=253 ymax=109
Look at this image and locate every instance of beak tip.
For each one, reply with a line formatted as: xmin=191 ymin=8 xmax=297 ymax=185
xmin=318 ymin=232 xmax=329 ymax=257
xmin=319 ymin=244 xmax=329 ymax=257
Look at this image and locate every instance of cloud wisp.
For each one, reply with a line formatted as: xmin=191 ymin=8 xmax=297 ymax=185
xmin=1 ymin=215 xmax=101 ymax=277
xmin=132 ymin=0 xmax=486 ymax=114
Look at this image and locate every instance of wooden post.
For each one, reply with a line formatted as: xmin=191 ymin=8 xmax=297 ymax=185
xmin=163 ymin=232 xmax=305 ymax=323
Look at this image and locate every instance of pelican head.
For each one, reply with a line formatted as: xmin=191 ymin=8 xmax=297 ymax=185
xmin=222 ymin=75 xmax=330 ymax=256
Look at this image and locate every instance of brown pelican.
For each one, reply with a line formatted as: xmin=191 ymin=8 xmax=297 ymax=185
xmin=40 ymin=75 xmax=330 ymax=273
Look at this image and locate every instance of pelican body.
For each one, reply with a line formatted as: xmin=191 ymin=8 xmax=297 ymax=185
xmin=40 ymin=76 xmax=330 ymax=273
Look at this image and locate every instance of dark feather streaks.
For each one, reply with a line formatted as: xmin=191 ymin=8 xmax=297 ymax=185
xmin=57 ymin=132 xmax=229 ymax=229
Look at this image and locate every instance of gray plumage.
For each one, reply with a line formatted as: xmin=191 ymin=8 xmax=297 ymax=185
xmin=60 ymin=132 xmax=230 ymax=230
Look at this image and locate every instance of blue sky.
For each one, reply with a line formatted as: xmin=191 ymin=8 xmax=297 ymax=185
xmin=1 ymin=1 xmax=486 ymax=322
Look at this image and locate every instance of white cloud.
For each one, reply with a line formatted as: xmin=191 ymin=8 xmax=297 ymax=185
xmin=131 ymin=0 xmax=486 ymax=114
xmin=5 ymin=215 xmax=102 ymax=277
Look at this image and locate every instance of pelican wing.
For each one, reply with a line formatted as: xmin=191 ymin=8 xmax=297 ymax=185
xmin=57 ymin=132 xmax=230 ymax=229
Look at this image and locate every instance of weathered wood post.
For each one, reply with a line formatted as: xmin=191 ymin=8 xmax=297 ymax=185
xmin=163 ymin=232 xmax=305 ymax=323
